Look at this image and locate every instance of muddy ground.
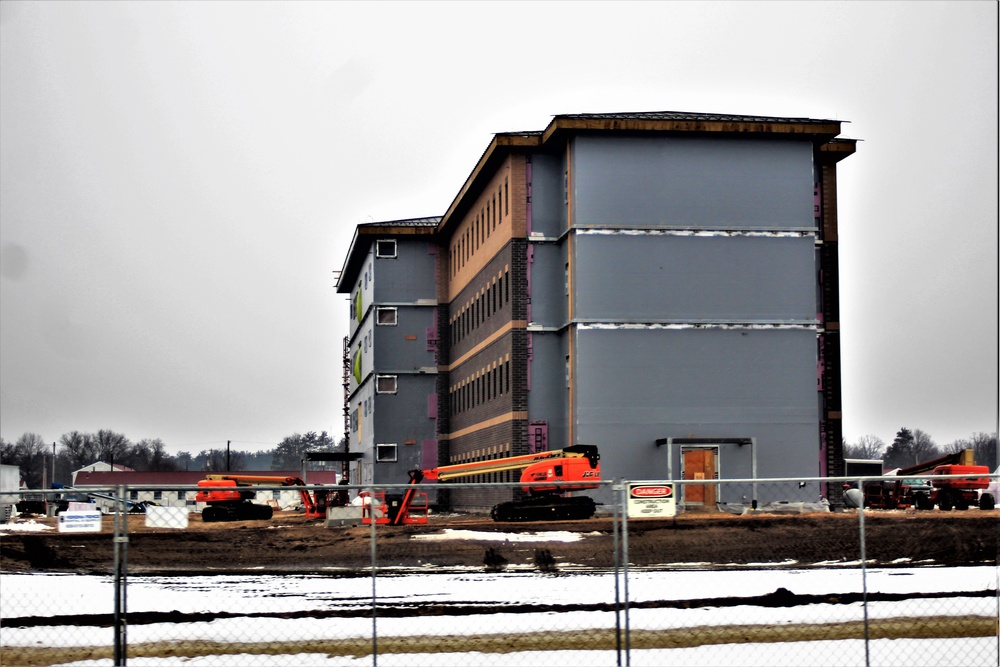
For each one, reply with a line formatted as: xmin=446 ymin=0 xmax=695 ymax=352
xmin=2 ymin=508 xmax=997 ymax=575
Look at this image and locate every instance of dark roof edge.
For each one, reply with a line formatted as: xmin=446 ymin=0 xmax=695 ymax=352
xmin=438 ymin=111 xmax=848 ymax=233
xmin=335 ymin=217 xmax=441 ymax=292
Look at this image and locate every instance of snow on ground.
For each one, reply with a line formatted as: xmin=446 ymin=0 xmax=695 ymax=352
xmin=0 ymin=519 xmax=53 ymax=532
xmin=2 ymin=525 xmax=997 ymax=665
xmin=410 ymin=529 xmax=591 ymax=542
xmin=4 ymin=566 xmax=997 ymax=620
xmin=2 ymin=567 xmax=997 ymax=658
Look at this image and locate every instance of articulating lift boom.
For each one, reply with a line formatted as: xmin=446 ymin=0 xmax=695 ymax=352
xmin=379 ymin=444 xmax=602 ymax=525
xmin=196 ymin=474 xmax=341 ymax=522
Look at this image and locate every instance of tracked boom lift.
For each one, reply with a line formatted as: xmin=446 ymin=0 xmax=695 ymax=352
xmin=196 ymin=475 xmax=339 ymax=522
xmin=370 ymin=445 xmax=602 ymax=525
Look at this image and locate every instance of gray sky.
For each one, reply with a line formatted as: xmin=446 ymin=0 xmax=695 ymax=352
xmin=1 ymin=2 xmax=997 ymax=454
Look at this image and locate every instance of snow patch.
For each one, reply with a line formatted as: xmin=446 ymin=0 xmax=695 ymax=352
xmin=410 ymin=529 xmax=584 ymax=543
xmin=0 ymin=520 xmax=53 ymax=533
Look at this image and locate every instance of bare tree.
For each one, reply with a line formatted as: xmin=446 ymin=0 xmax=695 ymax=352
xmin=133 ymin=438 xmax=178 ymax=472
xmin=970 ymin=431 xmax=997 ymax=468
xmin=844 ymin=434 xmax=885 ymax=460
xmin=0 ymin=437 xmax=15 ymax=466
xmin=92 ymin=429 xmax=131 ymax=467
xmin=945 ymin=432 xmax=998 ymax=468
xmin=912 ymin=429 xmax=940 ymax=464
xmin=7 ymin=433 xmax=48 ymax=488
xmin=59 ymin=431 xmax=97 ymax=470
xmin=198 ymin=448 xmax=245 ymax=472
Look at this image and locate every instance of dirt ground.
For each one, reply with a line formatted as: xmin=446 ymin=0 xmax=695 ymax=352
xmin=2 ymin=507 xmax=997 ymax=575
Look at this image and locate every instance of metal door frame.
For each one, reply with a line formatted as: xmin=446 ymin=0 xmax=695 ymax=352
xmin=657 ymin=437 xmax=758 ymax=508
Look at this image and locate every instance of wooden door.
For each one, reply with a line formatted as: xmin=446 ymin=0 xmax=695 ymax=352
xmin=683 ymin=449 xmax=717 ymax=506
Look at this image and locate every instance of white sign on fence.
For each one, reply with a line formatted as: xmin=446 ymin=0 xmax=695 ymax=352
xmin=145 ymin=505 xmax=189 ymax=529
xmin=58 ymin=511 xmax=103 ymax=533
xmin=626 ymin=482 xmax=677 ymax=518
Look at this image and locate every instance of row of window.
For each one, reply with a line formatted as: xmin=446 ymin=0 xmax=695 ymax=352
xmin=450 ymin=179 xmax=509 ymax=277
xmin=450 ymin=358 xmax=510 ymax=416
xmin=451 ymin=268 xmax=510 ymax=345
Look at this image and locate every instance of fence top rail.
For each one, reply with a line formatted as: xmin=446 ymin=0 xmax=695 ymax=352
xmin=11 ymin=473 xmax=997 ymax=495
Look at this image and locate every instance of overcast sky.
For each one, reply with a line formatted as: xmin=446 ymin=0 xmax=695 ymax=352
xmin=1 ymin=2 xmax=996 ymax=455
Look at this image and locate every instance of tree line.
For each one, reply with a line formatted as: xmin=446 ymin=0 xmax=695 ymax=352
xmin=4 ymin=426 xmax=996 ymax=489
xmin=0 ymin=430 xmax=341 ymax=489
xmin=843 ymin=428 xmax=998 ymax=471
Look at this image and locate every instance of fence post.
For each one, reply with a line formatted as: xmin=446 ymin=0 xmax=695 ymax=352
xmin=369 ymin=487 xmax=378 ymax=667
xmin=857 ymin=479 xmax=870 ymax=667
xmin=621 ymin=482 xmax=631 ymax=666
xmin=112 ymin=484 xmax=129 ymax=666
xmin=612 ymin=480 xmax=622 ymax=666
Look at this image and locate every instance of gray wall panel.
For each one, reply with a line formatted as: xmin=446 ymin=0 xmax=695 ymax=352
xmin=528 ymin=243 xmax=568 ymax=326
xmin=572 ymin=136 xmax=814 ymax=229
xmin=373 ymin=241 xmax=438 ymax=303
xmin=529 ymin=154 xmax=566 ymax=237
xmin=374 ymin=307 xmax=437 ymax=371
xmin=573 ymin=327 xmax=820 ymax=486
xmin=573 ymin=233 xmax=817 ymax=322
xmin=373 ymin=374 xmax=437 ymax=482
xmin=526 ymin=331 xmax=569 ymax=450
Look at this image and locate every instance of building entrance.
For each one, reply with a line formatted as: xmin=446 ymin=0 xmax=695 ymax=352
xmin=681 ymin=447 xmax=718 ymax=508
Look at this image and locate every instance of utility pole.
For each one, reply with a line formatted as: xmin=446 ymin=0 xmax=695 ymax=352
xmin=226 ymin=441 xmax=231 ymax=472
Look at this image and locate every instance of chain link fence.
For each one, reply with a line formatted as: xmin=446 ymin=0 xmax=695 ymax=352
xmin=2 ymin=475 xmax=998 ymax=666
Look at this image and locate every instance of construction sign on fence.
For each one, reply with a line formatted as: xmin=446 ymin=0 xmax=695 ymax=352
xmin=626 ymin=482 xmax=677 ymax=518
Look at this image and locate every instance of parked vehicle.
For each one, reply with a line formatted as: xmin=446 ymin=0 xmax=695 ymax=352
xmin=854 ymin=450 xmax=993 ymax=511
xmin=928 ymin=464 xmax=993 ymax=511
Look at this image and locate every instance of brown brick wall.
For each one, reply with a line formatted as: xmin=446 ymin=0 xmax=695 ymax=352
xmin=434 ymin=154 xmax=535 ymax=511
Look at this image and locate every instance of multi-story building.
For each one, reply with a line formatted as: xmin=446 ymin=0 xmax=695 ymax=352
xmin=338 ymin=217 xmax=442 ymax=491
xmin=336 ymin=111 xmax=857 ymax=510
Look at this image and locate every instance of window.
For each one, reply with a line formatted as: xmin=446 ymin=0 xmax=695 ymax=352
xmin=376 ymin=307 xmax=397 ymax=326
xmin=376 ymin=443 xmax=398 ymax=462
xmin=376 ymin=375 xmax=398 ymax=394
xmin=375 ymin=239 xmax=397 ymax=258
xmin=153 ymin=491 xmax=163 ymax=501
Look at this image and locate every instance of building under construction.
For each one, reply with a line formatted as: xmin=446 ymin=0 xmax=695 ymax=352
xmin=335 ymin=111 xmax=857 ymax=510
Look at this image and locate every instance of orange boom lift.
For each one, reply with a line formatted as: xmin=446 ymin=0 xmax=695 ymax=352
xmin=195 ymin=475 xmax=342 ymax=522
xmin=366 ymin=444 xmax=602 ymax=525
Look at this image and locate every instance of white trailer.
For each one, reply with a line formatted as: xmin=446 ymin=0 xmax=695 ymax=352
xmin=1 ymin=463 xmax=21 ymax=522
